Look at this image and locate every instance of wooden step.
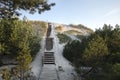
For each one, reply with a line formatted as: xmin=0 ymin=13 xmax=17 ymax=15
xmin=44 ymin=54 xmax=54 ymax=56
xmin=44 ymin=58 xmax=54 ymax=60
xmin=43 ymin=52 xmax=55 ymax=64
xmin=43 ymin=61 xmax=55 ymax=64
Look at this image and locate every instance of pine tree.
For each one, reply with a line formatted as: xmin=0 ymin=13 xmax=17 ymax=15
xmin=0 ymin=43 xmax=5 ymax=54
xmin=110 ymin=25 xmax=120 ymax=53
xmin=0 ymin=20 xmax=14 ymax=55
xmin=108 ymin=25 xmax=120 ymax=64
xmin=0 ymin=0 xmax=55 ymax=19
xmin=83 ymin=35 xmax=108 ymax=69
xmin=16 ymin=42 xmax=32 ymax=80
xmin=81 ymin=35 xmax=108 ymax=76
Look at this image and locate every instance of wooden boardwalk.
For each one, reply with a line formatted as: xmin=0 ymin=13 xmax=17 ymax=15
xmin=45 ymin=38 xmax=54 ymax=50
xmin=39 ymin=23 xmax=59 ymax=80
xmin=46 ymin=23 xmax=52 ymax=37
xmin=39 ymin=65 xmax=59 ymax=80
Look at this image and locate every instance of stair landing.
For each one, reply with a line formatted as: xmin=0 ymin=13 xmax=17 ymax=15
xmin=39 ymin=65 xmax=58 ymax=80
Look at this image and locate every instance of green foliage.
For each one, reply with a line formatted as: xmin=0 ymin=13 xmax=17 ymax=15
xmin=63 ymin=24 xmax=120 ymax=80
xmin=16 ymin=42 xmax=32 ymax=79
xmin=0 ymin=0 xmax=55 ymax=19
xmin=63 ymin=41 xmax=80 ymax=62
xmin=0 ymin=19 xmax=41 ymax=66
xmin=95 ymin=24 xmax=120 ymax=64
xmin=0 ymin=19 xmax=43 ymax=80
xmin=1 ymin=68 xmax=10 ymax=80
xmin=112 ymin=63 xmax=120 ymax=76
xmin=95 ymin=24 xmax=113 ymax=40
xmin=0 ymin=43 xmax=5 ymax=54
xmin=0 ymin=20 xmax=14 ymax=55
xmin=63 ymin=40 xmax=84 ymax=67
xmin=0 ymin=19 xmax=41 ymax=78
xmin=10 ymin=20 xmax=33 ymax=56
xmin=83 ymin=35 xmax=108 ymax=66
xmin=28 ymin=21 xmax=48 ymax=57
xmin=109 ymin=26 xmax=120 ymax=53
xmin=57 ymin=33 xmax=71 ymax=44
xmin=28 ymin=21 xmax=47 ymax=37
xmin=29 ymin=36 xmax=41 ymax=58
xmin=76 ymin=35 xmax=86 ymax=40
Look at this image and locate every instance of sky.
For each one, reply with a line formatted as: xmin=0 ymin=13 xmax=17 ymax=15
xmin=20 ymin=0 xmax=120 ymax=30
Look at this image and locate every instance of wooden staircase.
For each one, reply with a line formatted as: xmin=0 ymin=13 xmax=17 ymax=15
xmin=46 ymin=23 xmax=52 ymax=37
xmin=43 ymin=52 xmax=55 ymax=64
xmin=42 ymin=23 xmax=55 ymax=65
xmin=45 ymin=38 xmax=54 ymax=50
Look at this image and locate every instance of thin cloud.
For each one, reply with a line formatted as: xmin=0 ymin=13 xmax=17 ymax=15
xmin=103 ymin=8 xmax=120 ymax=17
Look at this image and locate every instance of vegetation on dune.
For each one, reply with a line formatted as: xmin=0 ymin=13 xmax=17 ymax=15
xmin=63 ymin=40 xmax=82 ymax=66
xmin=76 ymin=35 xmax=87 ymax=40
xmin=63 ymin=30 xmax=83 ymax=35
xmin=55 ymin=25 xmax=63 ymax=32
xmin=27 ymin=21 xmax=47 ymax=58
xmin=57 ymin=33 xmax=71 ymax=44
xmin=69 ymin=24 xmax=93 ymax=33
xmin=63 ymin=24 xmax=120 ymax=80
xmin=28 ymin=21 xmax=47 ymax=36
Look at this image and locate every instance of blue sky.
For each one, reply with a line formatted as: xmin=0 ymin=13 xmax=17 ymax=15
xmin=20 ymin=0 xmax=120 ymax=30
